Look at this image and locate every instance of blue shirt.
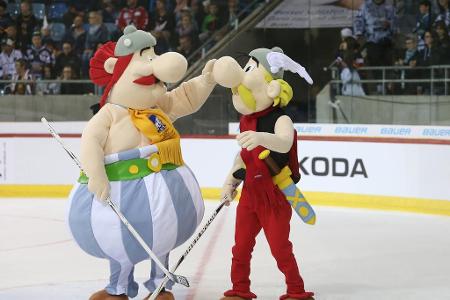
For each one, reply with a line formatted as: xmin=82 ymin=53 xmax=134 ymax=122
xmin=435 ymin=9 xmax=450 ymax=27
xmin=354 ymin=0 xmax=397 ymax=43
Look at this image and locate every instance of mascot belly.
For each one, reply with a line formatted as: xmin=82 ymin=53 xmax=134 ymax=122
xmin=67 ymin=148 xmax=204 ymax=296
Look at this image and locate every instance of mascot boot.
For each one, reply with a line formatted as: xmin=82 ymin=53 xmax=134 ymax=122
xmin=221 ymin=298 xmax=314 ymax=300
xmin=143 ymin=290 xmax=175 ymax=300
xmin=89 ymin=290 xmax=128 ymax=300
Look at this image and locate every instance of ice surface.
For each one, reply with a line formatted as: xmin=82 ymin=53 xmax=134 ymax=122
xmin=1 ymin=199 xmax=450 ymax=300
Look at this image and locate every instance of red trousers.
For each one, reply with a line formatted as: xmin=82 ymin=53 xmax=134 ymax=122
xmin=224 ymin=186 xmax=314 ymax=300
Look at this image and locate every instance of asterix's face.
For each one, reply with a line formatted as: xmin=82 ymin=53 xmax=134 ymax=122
xmin=230 ymin=58 xmax=276 ymax=115
xmin=211 ymin=56 xmax=282 ymax=116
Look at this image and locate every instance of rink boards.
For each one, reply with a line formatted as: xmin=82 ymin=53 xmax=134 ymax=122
xmin=0 ymin=122 xmax=449 ymax=216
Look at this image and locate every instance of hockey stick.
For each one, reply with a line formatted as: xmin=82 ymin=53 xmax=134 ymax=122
xmin=149 ymin=199 xmax=228 ymax=300
xmin=40 ymin=117 xmax=190 ymax=288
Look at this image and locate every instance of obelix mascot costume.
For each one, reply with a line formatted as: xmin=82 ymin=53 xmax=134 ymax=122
xmin=213 ymin=47 xmax=316 ymax=300
xmin=67 ymin=25 xmax=217 ymax=300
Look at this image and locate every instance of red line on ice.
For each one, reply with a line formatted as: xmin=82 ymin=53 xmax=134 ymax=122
xmin=185 ymin=206 xmax=229 ymax=300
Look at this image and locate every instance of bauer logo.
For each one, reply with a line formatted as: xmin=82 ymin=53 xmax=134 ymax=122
xmin=422 ymin=128 xmax=450 ymax=137
xmin=299 ymin=157 xmax=368 ymax=178
xmin=380 ymin=127 xmax=411 ymax=136
xmin=294 ymin=125 xmax=322 ymax=134
xmin=334 ymin=126 xmax=368 ymax=135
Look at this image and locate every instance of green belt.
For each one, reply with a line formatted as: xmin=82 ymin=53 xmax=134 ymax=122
xmin=78 ymin=157 xmax=179 ymax=184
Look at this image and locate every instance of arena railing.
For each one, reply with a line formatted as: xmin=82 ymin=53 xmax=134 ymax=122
xmin=329 ymin=65 xmax=450 ymax=96
xmin=322 ymin=65 xmax=450 ymax=125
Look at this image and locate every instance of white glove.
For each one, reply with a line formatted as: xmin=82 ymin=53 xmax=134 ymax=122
xmin=87 ymin=172 xmax=110 ymax=203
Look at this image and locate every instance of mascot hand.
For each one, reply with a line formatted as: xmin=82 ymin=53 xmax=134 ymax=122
xmin=221 ymin=183 xmax=238 ymax=206
xmin=88 ymin=173 xmax=111 ymax=202
xmin=201 ymin=59 xmax=217 ymax=85
xmin=237 ymin=131 xmax=264 ymax=151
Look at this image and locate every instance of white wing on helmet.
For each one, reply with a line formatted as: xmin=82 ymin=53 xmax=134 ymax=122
xmin=266 ymin=52 xmax=313 ymax=85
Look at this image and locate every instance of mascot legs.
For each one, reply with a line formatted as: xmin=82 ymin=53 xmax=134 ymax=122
xmin=143 ymin=252 xmax=175 ymax=298
xmin=104 ymin=260 xmax=139 ymax=298
xmin=223 ymin=196 xmax=314 ymax=300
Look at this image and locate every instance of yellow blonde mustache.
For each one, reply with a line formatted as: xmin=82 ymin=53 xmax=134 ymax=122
xmin=232 ymin=84 xmax=256 ymax=111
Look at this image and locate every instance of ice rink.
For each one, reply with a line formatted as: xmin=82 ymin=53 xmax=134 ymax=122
xmin=1 ymin=199 xmax=450 ymax=300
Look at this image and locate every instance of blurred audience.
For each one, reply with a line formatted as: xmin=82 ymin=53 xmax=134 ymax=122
xmin=224 ymin=0 xmax=240 ymax=27
xmin=25 ymin=32 xmax=53 ymax=79
xmin=339 ymin=0 xmax=450 ymax=96
xmin=63 ymin=5 xmax=79 ymax=29
xmin=40 ymin=25 xmax=54 ymax=47
xmin=0 ymin=38 xmax=22 ymax=80
xmin=435 ymin=20 xmax=450 ymax=63
xmin=336 ymin=36 xmax=366 ymax=96
xmin=101 ymin=0 xmax=119 ymax=24
xmin=55 ymin=41 xmax=81 ymax=78
xmin=0 ymin=0 xmax=266 ymax=95
xmin=417 ymin=30 xmax=440 ymax=66
xmin=337 ymin=28 xmax=354 ymax=59
xmin=8 ymin=58 xmax=33 ymax=95
xmin=174 ymin=0 xmax=190 ymax=21
xmin=36 ymin=64 xmax=60 ymax=95
xmin=200 ymin=1 xmax=221 ymax=42
xmin=396 ymin=35 xmax=419 ymax=67
xmin=177 ymin=34 xmax=197 ymax=58
xmin=176 ymin=12 xmax=198 ymax=40
xmin=151 ymin=0 xmax=175 ymax=54
xmin=60 ymin=65 xmax=83 ymax=95
xmin=0 ymin=1 xmax=12 ymax=38
xmin=435 ymin=0 xmax=450 ymax=28
xmin=395 ymin=35 xmax=418 ymax=94
xmin=82 ymin=11 xmax=109 ymax=77
xmin=64 ymin=15 xmax=87 ymax=56
xmin=354 ymin=0 xmax=396 ymax=66
xmin=414 ymin=0 xmax=433 ymax=51
xmin=416 ymin=30 xmax=441 ymax=94
xmin=117 ymin=0 xmax=149 ymax=31
xmin=16 ymin=1 xmax=40 ymax=52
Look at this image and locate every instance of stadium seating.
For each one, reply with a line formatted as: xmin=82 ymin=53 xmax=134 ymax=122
xmin=50 ymin=23 xmax=66 ymax=42
xmin=32 ymin=3 xmax=46 ymax=20
xmin=48 ymin=3 xmax=68 ymax=21
xmin=104 ymin=23 xmax=119 ymax=35
xmin=7 ymin=3 xmax=20 ymax=18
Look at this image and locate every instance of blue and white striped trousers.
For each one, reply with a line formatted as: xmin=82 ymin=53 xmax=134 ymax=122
xmin=67 ymin=153 xmax=204 ymax=297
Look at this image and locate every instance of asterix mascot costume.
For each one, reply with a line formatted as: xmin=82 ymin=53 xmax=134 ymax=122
xmin=67 ymin=25 xmax=217 ymax=300
xmin=212 ymin=48 xmax=316 ymax=300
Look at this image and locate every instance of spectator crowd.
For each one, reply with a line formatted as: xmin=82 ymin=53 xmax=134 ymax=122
xmin=335 ymin=0 xmax=450 ymax=96
xmin=0 ymin=0 xmax=252 ymax=95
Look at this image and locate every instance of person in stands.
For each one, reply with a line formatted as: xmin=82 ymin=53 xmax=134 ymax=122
xmin=117 ymin=0 xmax=149 ymax=32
